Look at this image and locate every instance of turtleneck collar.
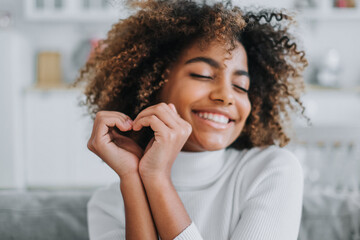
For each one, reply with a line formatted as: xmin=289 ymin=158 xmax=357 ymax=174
xmin=171 ymin=149 xmax=227 ymax=189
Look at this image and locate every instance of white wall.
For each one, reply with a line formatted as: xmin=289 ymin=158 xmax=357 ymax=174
xmin=1 ymin=0 xmax=360 ymax=189
xmin=0 ymin=0 xmax=118 ymax=189
xmin=0 ymin=32 xmax=17 ymax=188
xmin=235 ymin=0 xmax=294 ymax=8
xmin=23 ymin=89 xmax=118 ymax=188
xmin=0 ymin=30 xmax=31 ymax=188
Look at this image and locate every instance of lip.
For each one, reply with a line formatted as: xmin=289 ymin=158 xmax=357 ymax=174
xmin=191 ymin=111 xmax=234 ymax=130
xmin=192 ymin=108 xmax=236 ymax=121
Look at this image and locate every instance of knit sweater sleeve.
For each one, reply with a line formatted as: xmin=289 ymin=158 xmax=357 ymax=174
xmin=87 ymin=182 xmax=126 ymax=240
xmin=230 ymin=149 xmax=304 ymax=240
xmin=88 ymin=182 xmax=204 ymax=240
xmin=173 ymin=222 xmax=203 ymax=240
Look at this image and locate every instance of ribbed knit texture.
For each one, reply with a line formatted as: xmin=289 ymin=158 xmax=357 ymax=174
xmin=174 ymin=222 xmax=203 ymax=240
xmin=88 ymin=146 xmax=304 ymax=240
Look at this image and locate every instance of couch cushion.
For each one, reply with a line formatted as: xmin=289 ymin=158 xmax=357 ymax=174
xmin=0 ymin=190 xmax=93 ymax=240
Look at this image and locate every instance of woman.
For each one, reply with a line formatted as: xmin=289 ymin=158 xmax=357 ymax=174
xmin=76 ymin=0 xmax=308 ymax=239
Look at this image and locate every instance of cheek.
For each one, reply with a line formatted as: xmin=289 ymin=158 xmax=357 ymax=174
xmin=174 ymin=84 xmax=208 ymax=104
xmin=237 ymin=97 xmax=251 ymax=119
xmin=168 ymin=92 xmax=194 ymax=117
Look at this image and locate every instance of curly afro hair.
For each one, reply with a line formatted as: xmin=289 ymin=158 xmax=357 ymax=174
xmin=75 ymin=0 xmax=308 ymax=150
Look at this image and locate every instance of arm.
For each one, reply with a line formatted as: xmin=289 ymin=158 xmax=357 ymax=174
xmin=230 ymin=152 xmax=304 ymax=240
xmin=87 ymin=178 xmax=158 ymax=240
xmin=132 ymin=103 xmax=203 ymax=240
xmin=141 ymin=175 xmax=192 ymax=240
xmin=121 ymin=173 xmax=158 ymax=240
xmin=87 ymin=111 xmax=158 ymax=240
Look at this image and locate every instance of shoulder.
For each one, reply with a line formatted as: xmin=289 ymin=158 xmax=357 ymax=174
xmin=229 ymin=145 xmax=302 ymax=175
xmin=227 ymin=147 xmax=304 ymax=239
xmin=227 ymin=146 xmax=303 ymax=192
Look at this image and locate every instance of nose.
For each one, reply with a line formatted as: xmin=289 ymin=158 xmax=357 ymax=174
xmin=209 ymin=81 xmax=234 ymax=106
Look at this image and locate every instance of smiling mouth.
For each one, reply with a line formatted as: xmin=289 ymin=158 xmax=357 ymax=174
xmin=193 ymin=111 xmax=233 ymax=124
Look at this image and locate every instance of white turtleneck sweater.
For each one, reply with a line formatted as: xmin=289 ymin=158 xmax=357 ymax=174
xmin=87 ymin=146 xmax=304 ymax=240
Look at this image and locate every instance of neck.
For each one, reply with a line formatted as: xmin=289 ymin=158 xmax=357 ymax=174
xmin=171 ymin=149 xmax=227 ymax=189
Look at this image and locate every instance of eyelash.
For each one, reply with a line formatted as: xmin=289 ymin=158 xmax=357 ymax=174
xmin=190 ymin=73 xmax=212 ymax=79
xmin=190 ymin=73 xmax=248 ymax=93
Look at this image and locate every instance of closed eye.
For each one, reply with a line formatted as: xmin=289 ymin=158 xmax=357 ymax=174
xmin=190 ymin=73 xmax=213 ymax=80
xmin=191 ymin=73 xmax=248 ymax=93
xmin=233 ymin=84 xmax=248 ymax=93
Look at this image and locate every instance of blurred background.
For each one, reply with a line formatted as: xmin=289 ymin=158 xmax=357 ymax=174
xmin=0 ymin=0 xmax=360 ymax=239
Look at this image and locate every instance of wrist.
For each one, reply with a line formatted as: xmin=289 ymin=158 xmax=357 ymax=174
xmin=141 ymin=173 xmax=173 ymax=190
xmin=120 ymin=172 xmax=142 ymax=189
xmin=139 ymin=166 xmax=172 ymax=183
xmin=118 ymin=167 xmax=139 ymax=180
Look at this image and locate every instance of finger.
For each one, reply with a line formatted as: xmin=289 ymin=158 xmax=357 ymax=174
xmin=96 ymin=110 xmax=133 ymax=121
xmin=168 ymin=103 xmax=178 ymax=114
xmin=134 ymin=103 xmax=177 ymax=122
xmin=95 ymin=111 xmax=132 ymax=131
xmin=94 ymin=116 xmax=132 ymax=143
xmin=133 ymin=103 xmax=179 ymax=129
xmin=90 ymin=116 xmax=133 ymax=156
xmin=89 ymin=111 xmax=133 ymax=156
xmin=112 ymin=134 xmax=144 ymax=159
xmin=90 ymin=111 xmax=132 ymax=140
xmin=144 ymin=137 xmax=155 ymax=154
xmin=109 ymin=127 xmax=126 ymax=138
xmin=132 ymin=114 xmax=168 ymax=134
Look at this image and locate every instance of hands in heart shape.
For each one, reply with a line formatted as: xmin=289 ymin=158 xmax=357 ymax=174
xmin=87 ymin=103 xmax=192 ymax=180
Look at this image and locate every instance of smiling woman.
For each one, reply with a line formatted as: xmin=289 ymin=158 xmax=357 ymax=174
xmin=159 ymin=40 xmax=251 ymax=152
xmin=75 ymin=0 xmax=308 ymax=239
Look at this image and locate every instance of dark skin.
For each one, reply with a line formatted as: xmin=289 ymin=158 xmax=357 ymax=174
xmin=87 ymin=39 xmax=250 ymax=240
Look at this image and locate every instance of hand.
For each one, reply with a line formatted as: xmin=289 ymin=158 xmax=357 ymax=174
xmin=132 ymin=103 xmax=192 ymax=180
xmin=87 ymin=111 xmax=144 ymax=179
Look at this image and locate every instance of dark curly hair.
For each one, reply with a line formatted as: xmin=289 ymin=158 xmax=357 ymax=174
xmin=75 ymin=0 xmax=308 ymax=150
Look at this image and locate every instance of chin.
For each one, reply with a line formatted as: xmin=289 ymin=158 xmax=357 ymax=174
xmin=183 ymin=133 xmax=234 ymax=152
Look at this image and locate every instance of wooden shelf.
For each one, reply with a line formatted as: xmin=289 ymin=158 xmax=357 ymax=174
xmin=24 ymin=0 xmax=126 ymax=22
xmin=24 ymin=85 xmax=83 ymax=93
xmin=305 ymin=84 xmax=360 ymax=93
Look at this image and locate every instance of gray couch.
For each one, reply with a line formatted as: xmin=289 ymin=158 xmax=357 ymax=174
xmin=0 ymin=190 xmax=92 ymax=240
xmin=0 ymin=190 xmax=359 ymax=240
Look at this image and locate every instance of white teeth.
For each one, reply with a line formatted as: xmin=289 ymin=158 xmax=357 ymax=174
xmin=196 ymin=112 xmax=229 ymax=124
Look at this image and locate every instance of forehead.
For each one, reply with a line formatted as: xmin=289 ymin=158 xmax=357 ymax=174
xmin=177 ymin=40 xmax=248 ymax=69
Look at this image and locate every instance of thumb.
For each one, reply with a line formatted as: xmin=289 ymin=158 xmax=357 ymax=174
xmin=144 ymin=137 xmax=155 ymax=154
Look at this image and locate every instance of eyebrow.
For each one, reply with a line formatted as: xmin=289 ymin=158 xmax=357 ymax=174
xmin=185 ymin=56 xmax=250 ymax=78
xmin=234 ymin=70 xmax=249 ymax=77
xmin=185 ymin=57 xmax=220 ymax=68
